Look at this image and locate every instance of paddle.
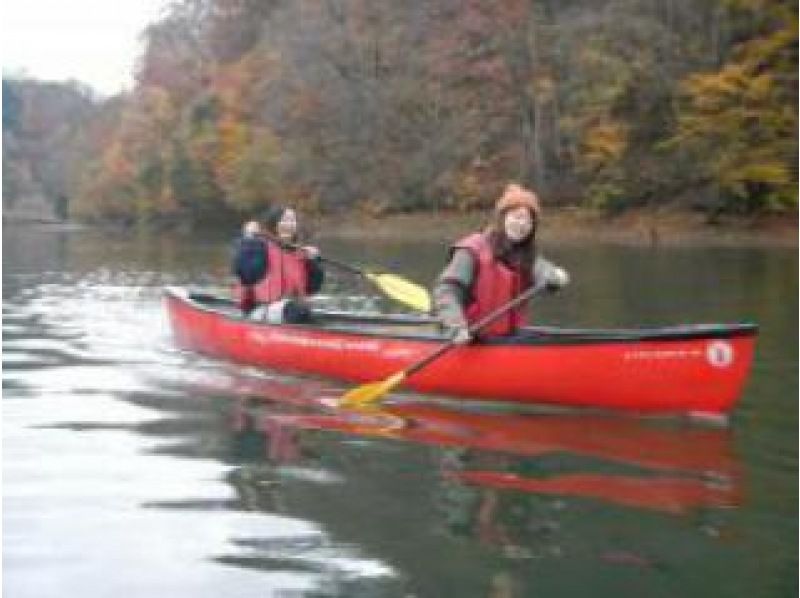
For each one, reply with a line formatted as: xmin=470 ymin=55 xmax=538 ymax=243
xmin=265 ymin=234 xmax=431 ymax=313
xmin=339 ymin=281 xmax=547 ymax=408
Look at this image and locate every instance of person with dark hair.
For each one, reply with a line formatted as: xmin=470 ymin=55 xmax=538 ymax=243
xmin=232 ymin=206 xmax=324 ymax=320
xmin=434 ymin=183 xmax=569 ymax=344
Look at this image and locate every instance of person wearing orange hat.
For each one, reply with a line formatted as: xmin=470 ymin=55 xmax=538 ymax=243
xmin=434 ymin=182 xmax=569 ymax=343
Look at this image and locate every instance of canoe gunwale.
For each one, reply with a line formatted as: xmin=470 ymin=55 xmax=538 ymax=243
xmin=166 ymin=287 xmax=758 ymax=346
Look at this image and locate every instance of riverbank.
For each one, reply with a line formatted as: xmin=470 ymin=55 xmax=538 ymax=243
xmin=312 ymin=207 xmax=798 ymax=247
xmin=5 ymin=206 xmax=796 ymax=247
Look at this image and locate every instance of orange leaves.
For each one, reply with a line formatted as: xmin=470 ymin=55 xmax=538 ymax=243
xmin=208 ymin=51 xmax=276 ymax=117
xmin=214 ymin=115 xmax=248 ymax=183
xmin=580 ymin=121 xmax=629 ymax=171
xmin=102 ymin=142 xmax=134 ymax=179
xmin=58 ymin=0 xmax=798 ymax=221
xmin=223 ymin=128 xmax=282 ymax=210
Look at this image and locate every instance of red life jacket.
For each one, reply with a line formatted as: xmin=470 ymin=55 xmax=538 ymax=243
xmin=234 ymin=239 xmax=309 ymax=306
xmin=450 ymin=233 xmax=531 ymax=336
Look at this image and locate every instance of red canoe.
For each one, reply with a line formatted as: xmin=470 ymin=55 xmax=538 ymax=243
xmin=165 ymin=287 xmax=757 ymax=416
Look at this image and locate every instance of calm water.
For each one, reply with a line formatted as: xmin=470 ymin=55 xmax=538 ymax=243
xmin=3 ymin=224 xmax=797 ymax=597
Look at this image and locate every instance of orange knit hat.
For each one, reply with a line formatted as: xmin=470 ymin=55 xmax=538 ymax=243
xmin=495 ymin=183 xmax=541 ymax=217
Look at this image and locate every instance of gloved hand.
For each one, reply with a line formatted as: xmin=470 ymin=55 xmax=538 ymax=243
xmin=442 ymin=315 xmax=472 ymax=345
xmin=545 ymin=266 xmax=570 ymax=292
xmin=302 ymin=245 xmax=320 ymax=259
xmin=450 ymin=324 xmax=472 ymax=345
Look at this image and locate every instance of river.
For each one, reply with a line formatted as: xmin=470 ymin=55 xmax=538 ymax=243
xmin=2 ymin=223 xmax=797 ymax=597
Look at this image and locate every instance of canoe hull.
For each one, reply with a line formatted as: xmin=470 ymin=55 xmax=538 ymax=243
xmin=165 ymin=288 xmax=756 ymax=415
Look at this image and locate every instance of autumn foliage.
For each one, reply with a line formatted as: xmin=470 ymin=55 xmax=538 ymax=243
xmin=3 ymin=0 xmax=797 ymax=223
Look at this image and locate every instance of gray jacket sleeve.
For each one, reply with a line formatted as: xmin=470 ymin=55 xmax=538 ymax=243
xmin=433 ymin=249 xmax=475 ymax=328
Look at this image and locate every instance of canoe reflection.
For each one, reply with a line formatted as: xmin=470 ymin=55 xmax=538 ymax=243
xmin=450 ymin=470 xmax=737 ymax=516
xmin=226 ymin=378 xmax=742 ymax=516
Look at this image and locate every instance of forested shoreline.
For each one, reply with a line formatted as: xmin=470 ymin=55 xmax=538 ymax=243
xmin=3 ymin=0 xmax=797 ymax=226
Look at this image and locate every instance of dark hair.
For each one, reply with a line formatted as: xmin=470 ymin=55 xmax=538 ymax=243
xmin=263 ymin=205 xmax=289 ymax=234
xmin=486 ymin=207 xmax=537 ymax=283
xmin=263 ymin=205 xmax=304 ymax=241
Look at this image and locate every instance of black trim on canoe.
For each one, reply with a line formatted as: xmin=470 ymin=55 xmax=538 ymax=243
xmin=166 ymin=287 xmax=758 ymax=346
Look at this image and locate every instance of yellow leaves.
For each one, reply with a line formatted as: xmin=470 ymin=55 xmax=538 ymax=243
xmin=671 ymin=8 xmax=798 ymax=211
xmin=138 ymin=86 xmax=176 ymax=126
xmin=189 ymin=52 xmax=283 ymax=209
xmin=734 ymin=15 xmax=798 ymax=72
xmin=727 ymin=162 xmax=790 ymax=188
xmin=530 ymin=71 xmax=556 ymax=101
xmin=87 ymin=86 xmax=182 ymax=220
xmin=449 ymin=171 xmax=487 ymax=212
xmin=724 ymin=170 xmax=797 ymax=211
xmin=444 ymin=157 xmax=511 ymax=212
xmin=214 ymin=115 xmax=249 ymax=183
xmin=580 ymin=120 xmax=628 ymax=171
xmin=572 ymin=117 xmax=630 ymax=210
xmin=682 ymin=65 xmax=748 ymax=113
xmin=121 ymin=86 xmax=177 ymax=149
xmin=224 ymin=128 xmax=282 ymax=210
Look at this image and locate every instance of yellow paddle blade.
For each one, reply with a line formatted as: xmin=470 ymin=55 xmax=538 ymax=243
xmin=365 ymin=272 xmax=432 ymax=313
xmin=339 ymin=371 xmax=407 ymax=408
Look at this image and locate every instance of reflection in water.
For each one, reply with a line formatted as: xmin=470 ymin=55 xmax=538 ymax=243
xmin=449 ymin=469 xmax=738 ymax=516
xmin=207 ymin=374 xmax=748 ymax=597
xmin=223 ymin=374 xmax=742 ymax=532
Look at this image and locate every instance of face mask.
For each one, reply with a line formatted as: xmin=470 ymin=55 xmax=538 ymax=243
xmin=504 ymin=209 xmax=533 ymax=242
xmin=277 ymin=210 xmax=298 ymax=240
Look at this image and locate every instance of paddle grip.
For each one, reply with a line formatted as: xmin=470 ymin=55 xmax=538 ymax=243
xmin=407 ymin=283 xmax=545 ymax=377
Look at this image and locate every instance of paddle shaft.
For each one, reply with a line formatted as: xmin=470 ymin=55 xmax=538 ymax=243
xmin=263 ymin=234 xmax=365 ymax=276
xmin=405 ymin=282 xmax=546 ymax=378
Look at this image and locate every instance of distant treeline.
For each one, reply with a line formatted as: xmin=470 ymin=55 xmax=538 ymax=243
xmin=2 ymin=0 xmax=797 ymax=224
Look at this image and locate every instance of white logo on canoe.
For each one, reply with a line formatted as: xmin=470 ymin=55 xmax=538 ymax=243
xmin=247 ymin=330 xmax=419 ymax=361
xmin=623 ymin=348 xmax=702 ymax=361
xmin=706 ymin=340 xmax=734 ymax=368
